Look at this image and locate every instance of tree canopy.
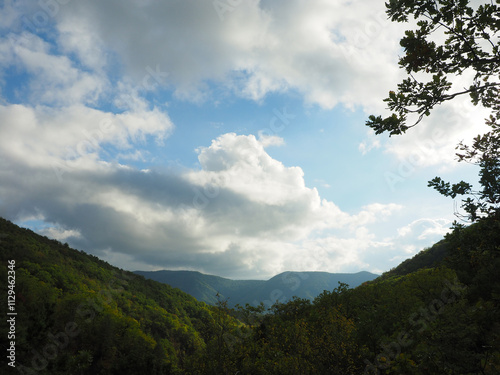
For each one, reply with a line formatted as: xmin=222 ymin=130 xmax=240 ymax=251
xmin=427 ymin=123 xmax=500 ymax=221
xmin=367 ymin=0 xmax=500 ymax=222
xmin=367 ymin=0 xmax=499 ymax=136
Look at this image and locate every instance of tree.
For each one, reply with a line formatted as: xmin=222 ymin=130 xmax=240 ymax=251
xmin=367 ymin=0 xmax=499 ymax=136
xmin=427 ymin=121 xmax=500 ymax=221
xmin=367 ymin=0 xmax=500 ymax=221
xmin=365 ymin=5 xmax=500 ymax=370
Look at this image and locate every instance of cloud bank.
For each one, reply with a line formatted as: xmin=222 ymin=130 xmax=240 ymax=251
xmin=0 ymin=0 xmax=463 ymax=278
xmin=0 ymin=124 xmax=405 ymax=278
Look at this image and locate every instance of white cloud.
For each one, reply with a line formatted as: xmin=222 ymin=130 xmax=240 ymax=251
xmin=190 ymin=133 xmax=313 ymax=207
xmin=57 ymin=14 xmax=108 ymax=71
xmin=9 ymin=0 xmax=485 ymax=164
xmin=0 ymin=124 xmax=402 ymax=278
xmin=351 ymin=203 xmax=403 ymax=228
xmin=39 ymin=226 xmax=82 ymax=242
xmin=367 ymin=217 xmax=454 ymax=267
xmin=0 ymin=103 xmax=172 ymax=170
xmin=2 ymin=32 xmax=105 ymax=106
xmin=0 ymin=1 xmax=21 ymax=30
xmin=359 ymin=131 xmax=381 ymax=155
xmin=0 ymin=0 xmax=470 ymax=279
xmin=37 ymin=0 xmax=405 ymax=109
xmin=384 ymin=93 xmax=491 ymax=168
xmin=314 ymin=179 xmax=331 ymax=189
xmin=397 ymin=218 xmax=452 ymax=241
xmin=258 ymin=133 xmax=285 ymax=147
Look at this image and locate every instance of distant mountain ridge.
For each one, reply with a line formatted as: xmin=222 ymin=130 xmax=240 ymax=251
xmin=134 ymin=269 xmax=378 ymax=307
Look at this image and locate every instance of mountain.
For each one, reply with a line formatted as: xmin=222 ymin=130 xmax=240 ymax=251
xmin=134 ymin=269 xmax=378 ymax=307
xmin=377 ymin=237 xmax=450 ymax=281
xmin=1 ymin=216 xmax=499 ymax=374
xmin=0 ymin=217 xmax=220 ymax=374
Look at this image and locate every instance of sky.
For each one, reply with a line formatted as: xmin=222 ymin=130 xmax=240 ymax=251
xmin=0 ymin=0 xmax=491 ymax=279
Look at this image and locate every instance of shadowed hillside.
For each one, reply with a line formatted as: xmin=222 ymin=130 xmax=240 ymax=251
xmin=0 ymin=217 xmax=221 ymax=374
xmin=2 ymin=216 xmax=499 ymax=374
xmin=134 ymin=270 xmax=378 ymax=307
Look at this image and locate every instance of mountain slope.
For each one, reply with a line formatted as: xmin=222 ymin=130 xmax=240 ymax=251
xmin=135 ymin=269 xmax=378 ymax=307
xmin=2 ymin=216 xmax=498 ymax=374
xmin=134 ymin=270 xmax=264 ymax=305
xmin=377 ymin=237 xmax=450 ymax=281
xmin=0 ymin=217 xmax=218 ymax=374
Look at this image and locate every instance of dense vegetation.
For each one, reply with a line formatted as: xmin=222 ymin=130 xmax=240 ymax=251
xmin=2 ymin=214 xmax=500 ymax=374
xmin=202 ymin=219 xmax=500 ymax=374
xmin=0 ymin=217 xmax=223 ymax=374
xmin=2 ymin=1 xmax=499 ymax=373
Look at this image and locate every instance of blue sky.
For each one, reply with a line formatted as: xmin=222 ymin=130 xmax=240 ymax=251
xmin=0 ymin=0 xmax=490 ymax=279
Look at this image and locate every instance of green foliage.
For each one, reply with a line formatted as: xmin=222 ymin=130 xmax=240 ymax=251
xmin=367 ymin=0 xmax=500 ymax=135
xmin=3 ymin=4 xmax=500 ymax=369
xmin=367 ymin=0 xmax=500 ymax=223
xmin=380 ymin=239 xmax=450 ymax=279
xmin=428 ymin=121 xmax=500 ymax=221
xmin=0 ymin=217 xmax=216 ymax=374
xmin=2 ymin=214 xmax=500 ymax=373
xmin=364 ymin=5 xmax=500 ymax=370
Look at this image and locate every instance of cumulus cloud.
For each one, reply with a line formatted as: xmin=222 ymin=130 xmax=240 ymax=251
xmin=397 ymin=218 xmax=452 ymax=241
xmin=0 ymin=103 xmax=172 ymax=171
xmin=39 ymin=226 xmax=82 ymax=242
xmin=0 ymin=125 xmax=401 ymax=278
xmin=13 ymin=0 xmax=402 ymax=109
xmin=34 ymin=0 xmax=486 ymax=168
xmin=377 ymin=217 xmax=454 ymax=266
xmin=1 ymin=32 xmax=105 ymax=106
xmin=258 ymin=133 xmax=285 ymax=147
xmin=0 ymin=0 xmax=466 ymax=279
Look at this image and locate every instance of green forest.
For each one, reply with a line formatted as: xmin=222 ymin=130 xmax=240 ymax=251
xmin=1 ymin=0 xmax=500 ymax=373
xmin=1 ymin=207 xmax=500 ymax=374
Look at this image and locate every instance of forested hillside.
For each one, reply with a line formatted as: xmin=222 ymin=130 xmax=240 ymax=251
xmin=208 ymin=218 xmax=500 ymax=374
xmin=1 ymin=0 xmax=499 ymax=373
xmin=0 ymin=217 xmax=225 ymax=374
xmin=378 ymin=238 xmax=450 ymax=280
xmin=134 ymin=270 xmax=263 ymax=306
xmin=2 ymin=215 xmax=500 ymax=374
